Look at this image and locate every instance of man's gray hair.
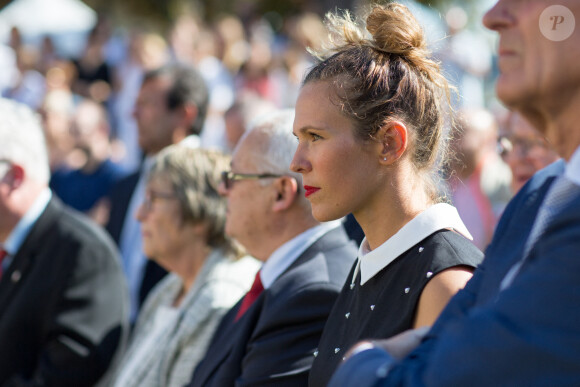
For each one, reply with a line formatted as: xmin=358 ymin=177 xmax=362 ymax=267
xmin=244 ymin=109 xmax=302 ymax=185
xmin=0 ymin=98 xmax=50 ymax=184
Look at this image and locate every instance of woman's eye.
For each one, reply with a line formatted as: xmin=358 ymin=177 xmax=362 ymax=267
xmin=311 ymin=133 xmax=322 ymax=141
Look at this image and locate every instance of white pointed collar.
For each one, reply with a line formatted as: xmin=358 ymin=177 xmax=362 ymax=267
xmin=356 ymin=203 xmax=472 ymax=285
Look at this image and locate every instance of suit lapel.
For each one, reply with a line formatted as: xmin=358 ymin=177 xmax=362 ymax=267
xmin=192 ymin=298 xmax=243 ymax=384
xmin=193 ymin=295 xmax=265 ymax=386
xmin=192 ymin=227 xmax=351 ymax=386
xmin=512 ymin=175 xmax=558 ymax=257
xmin=0 ymin=198 xmax=58 ymax=310
xmin=526 ymin=186 xmax=580 ymax=263
xmin=477 ymin=174 xmax=559 ymax=302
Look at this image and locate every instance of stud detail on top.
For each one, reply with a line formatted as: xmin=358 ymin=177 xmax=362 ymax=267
xmin=334 ymin=348 xmax=340 ymax=354
xmin=404 ymin=287 xmax=410 ymax=294
xmin=345 ymin=312 xmax=350 ymax=319
xmin=426 ymin=271 xmax=433 ymax=278
xmin=418 ymin=247 xmax=424 ymax=253
xmin=11 ymin=270 xmax=21 ymax=283
xmin=370 ymin=305 xmax=375 ymax=311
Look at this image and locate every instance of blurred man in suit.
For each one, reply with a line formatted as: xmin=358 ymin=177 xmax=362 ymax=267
xmin=187 ymin=110 xmax=356 ymax=386
xmin=330 ymin=1 xmax=580 ymax=385
xmin=106 ymin=63 xmax=209 ymax=322
xmin=0 ymin=98 xmax=128 ymax=386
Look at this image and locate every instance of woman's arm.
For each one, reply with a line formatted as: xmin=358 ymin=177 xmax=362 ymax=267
xmin=413 ymin=267 xmax=474 ymax=328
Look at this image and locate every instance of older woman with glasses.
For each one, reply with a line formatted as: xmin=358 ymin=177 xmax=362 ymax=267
xmin=499 ymin=112 xmax=560 ymax=194
xmin=110 ymin=145 xmax=260 ymax=387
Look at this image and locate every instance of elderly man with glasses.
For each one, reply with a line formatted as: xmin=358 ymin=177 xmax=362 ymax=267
xmin=186 ymin=109 xmax=356 ymax=387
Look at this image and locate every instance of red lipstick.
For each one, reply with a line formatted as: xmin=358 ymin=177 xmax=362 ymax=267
xmin=304 ymin=185 xmax=320 ymax=198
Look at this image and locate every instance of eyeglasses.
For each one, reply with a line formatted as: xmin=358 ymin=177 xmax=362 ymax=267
xmin=221 ymin=171 xmax=282 ymax=190
xmin=142 ymin=190 xmax=178 ymax=211
xmin=498 ymin=135 xmax=552 ymax=158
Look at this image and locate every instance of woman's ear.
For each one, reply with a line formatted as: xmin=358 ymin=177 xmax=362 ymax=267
xmin=378 ymin=121 xmax=408 ymax=165
xmin=272 ymin=176 xmax=299 ymax=212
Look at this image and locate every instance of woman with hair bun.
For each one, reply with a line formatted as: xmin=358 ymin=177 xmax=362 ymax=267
xmin=290 ymin=3 xmax=484 ymax=386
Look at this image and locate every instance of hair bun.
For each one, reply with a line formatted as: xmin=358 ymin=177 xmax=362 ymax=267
xmin=366 ymin=3 xmax=427 ymax=57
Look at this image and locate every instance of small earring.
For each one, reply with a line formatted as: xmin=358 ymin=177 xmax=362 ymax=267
xmin=383 ymin=157 xmax=387 ymax=161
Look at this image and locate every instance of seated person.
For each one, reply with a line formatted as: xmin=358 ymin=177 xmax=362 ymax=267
xmin=187 ymin=109 xmax=357 ymax=386
xmin=110 ymin=145 xmax=260 ymax=387
xmin=50 ymin=99 xmax=126 ymax=225
xmin=0 ymin=98 xmax=127 ymax=386
xmin=328 ymin=0 xmax=580 ymax=385
xmin=499 ymin=111 xmax=559 ymax=194
xmin=289 ymin=4 xmax=483 ymax=385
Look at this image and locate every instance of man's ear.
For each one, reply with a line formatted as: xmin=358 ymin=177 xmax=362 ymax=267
xmin=377 ymin=121 xmax=408 ymax=165
xmin=172 ymin=103 xmax=200 ymax=142
xmin=4 ymin=164 xmax=25 ymax=189
xmin=272 ymin=176 xmax=299 ymax=212
xmin=181 ymin=103 xmax=199 ymax=132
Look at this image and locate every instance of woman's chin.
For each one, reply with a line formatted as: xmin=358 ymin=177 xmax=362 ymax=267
xmin=312 ymin=206 xmax=345 ymax=223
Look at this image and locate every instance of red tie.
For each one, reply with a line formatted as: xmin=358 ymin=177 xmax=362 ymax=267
xmin=0 ymin=248 xmax=8 ymax=281
xmin=235 ymin=271 xmax=264 ymax=321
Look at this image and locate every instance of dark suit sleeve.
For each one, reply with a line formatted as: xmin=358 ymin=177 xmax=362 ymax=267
xmin=7 ymin=238 xmax=128 ymax=386
xmin=331 ymin=218 xmax=580 ymax=387
xmin=236 ymin=282 xmax=341 ymax=387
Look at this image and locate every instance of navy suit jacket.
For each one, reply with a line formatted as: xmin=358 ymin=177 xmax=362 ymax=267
xmin=329 ymin=159 xmax=580 ymax=387
xmin=0 ymin=197 xmax=129 ymax=386
xmin=188 ymin=226 xmax=357 ymax=387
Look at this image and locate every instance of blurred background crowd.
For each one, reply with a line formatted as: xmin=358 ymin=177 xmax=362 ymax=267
xmin=0 ymin=0 xmax=558 ymax=257
xmin=0 ymin=0 xmax=568 ymax=385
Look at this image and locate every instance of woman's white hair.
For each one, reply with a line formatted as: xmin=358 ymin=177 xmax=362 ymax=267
xmin=0 ymin=98 xmax=50 ymax=184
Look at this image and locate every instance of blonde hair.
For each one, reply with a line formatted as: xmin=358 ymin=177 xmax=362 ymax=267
xmin=148 ymin=145 xmax=243 ymax=256
xmin=305 ymin=3 xmax=453 ymax=202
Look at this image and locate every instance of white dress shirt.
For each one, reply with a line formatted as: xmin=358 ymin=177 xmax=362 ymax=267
xmin=1 ymin=188 xmax=51 ymax=271
xmin=565 ymin=145 xmax=580 ymax=185
xmin=119 ymin=156 xmax=154 ymax=322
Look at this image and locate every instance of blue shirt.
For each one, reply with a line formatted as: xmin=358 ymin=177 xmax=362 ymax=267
xmin=1 ymin=188 xmax=52 ymax=271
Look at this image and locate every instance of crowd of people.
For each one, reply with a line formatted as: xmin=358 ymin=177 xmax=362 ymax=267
xmin=1 ymin=0 xmax=578 ymax=385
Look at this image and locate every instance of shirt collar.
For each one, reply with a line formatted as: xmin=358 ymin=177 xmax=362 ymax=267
xmin=260 ymin=220 xmax=342 ymax=289
xmin=179 ymin=134 xmax=201 ymax=149
xmin=2 ymin=187 xmax=52 ymax=256
xmin=357 ymin=203 xmax=472 ymax=285
xmin=565 ymin=145 xmax=580 ymax=186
